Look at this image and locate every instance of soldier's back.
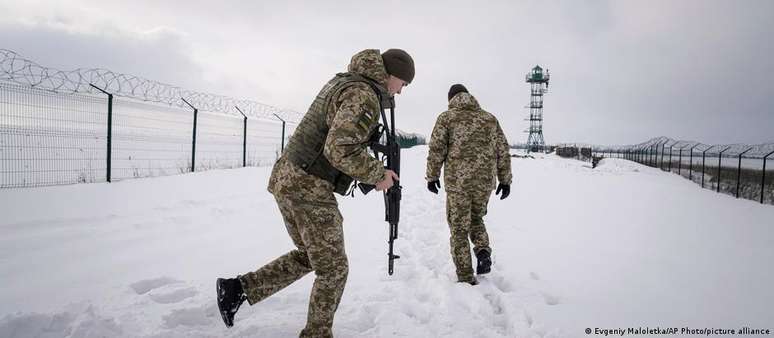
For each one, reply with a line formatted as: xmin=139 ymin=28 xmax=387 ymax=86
xmin=445 ymin=108 xmax=499 ymax=160
xmin=441 ymin=93 xmax=502 ymax=192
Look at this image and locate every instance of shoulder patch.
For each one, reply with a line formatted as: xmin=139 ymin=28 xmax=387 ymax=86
xmin=357 ymin=108 xmax=378 ymax=132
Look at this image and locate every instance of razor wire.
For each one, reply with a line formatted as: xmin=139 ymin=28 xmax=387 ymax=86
xmin=0 ymin=48 xmax=301 ymax=122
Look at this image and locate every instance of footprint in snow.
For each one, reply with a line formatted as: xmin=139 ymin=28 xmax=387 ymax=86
xmin=148 ymin=287 xmax=198 ymax=304
xmin=161 ymin=305 xmax=216 ymax=328
xmin=541 ymin=292 xmax=560 ymax=305
xmin=483 ymin=293 xmax=505 ymax=315
xmin=523 ymin=309 xmax=534 ymax=327
xmin=182 ymin=199 xmax=207 ymax=207
xmin=130 ymin=277 xmax=182 ymax=295
xmin=487 ymin=274 xmax=514 ymax=293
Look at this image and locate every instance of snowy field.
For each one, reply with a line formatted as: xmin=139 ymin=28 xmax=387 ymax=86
xmin=1 ymin=146 xmax=773 ymax=337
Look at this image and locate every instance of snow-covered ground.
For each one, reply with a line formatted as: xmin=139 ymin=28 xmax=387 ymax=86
xmin=1 ymin=146 xmax=772 ymax=337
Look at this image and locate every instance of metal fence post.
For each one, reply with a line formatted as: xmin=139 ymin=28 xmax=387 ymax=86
xmin=660 ymin=139 xmax=669 ymax=168
xmin=678 ymin=146 xmax=684 ymax=176
xmin=649 ymin=144 xmax=655 ymax=167
xmin=89 ymin=84 xmax=113 ymax=183
xmin=656 ymin=141 xmax=662 ymax=168
xmin=668 ymin=145 xmax=673 ymax=172
xmin=272 ymin=113 xmax=286 ymax=153
xmin=688 ymin=144 xmax=699 ymax=181
xmin=235 ymin=107 xmax=247 ymax=167
xmin=736 ymin=147 xmax=753 ymax=198
xmin=717 ymin=146 xmax=731 ymax=193
xmin=181 ymin=98 xmax=198 ymax=172
xmin=660 ymin=142 xmax=667 ymax=170
xmin=763 ymin=151 xmax=774 ymax=204
xmin=701 ymin=146 xmax=712 ymax=188
xmin=656 ymin=141 xmax=664 ymax=167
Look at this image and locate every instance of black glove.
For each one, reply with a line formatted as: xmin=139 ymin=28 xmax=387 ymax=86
xmin=427 ymin=180 xmax=441 ymax=194
xmin=495 ymin=183 xmax=510 ymax=200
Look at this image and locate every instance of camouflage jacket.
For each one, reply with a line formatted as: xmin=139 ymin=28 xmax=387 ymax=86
xmin=269 ymin=49 xmax=387 ymax=197
xmin=322 ymin=49 xmax=387 ymax=185
xmin=425 ymin=92 xmax=512 ymax=193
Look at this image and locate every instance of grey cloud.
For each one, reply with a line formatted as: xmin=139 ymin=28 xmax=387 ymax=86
xmin=1 ymin=0 xmax=773 ymax=146
xmin=0 ymin=22 xmax=206 ymax=93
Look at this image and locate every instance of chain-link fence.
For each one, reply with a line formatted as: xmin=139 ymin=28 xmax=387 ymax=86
xmin=1 ymin=49 xmax=299 ymax=189
xmin=589 ymin=137 xmax=774 ymax=205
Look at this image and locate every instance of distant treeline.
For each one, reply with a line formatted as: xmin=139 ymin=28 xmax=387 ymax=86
xmin=396 ymin=130 xmax=426 ymax=149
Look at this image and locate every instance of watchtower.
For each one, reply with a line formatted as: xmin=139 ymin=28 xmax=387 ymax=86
xmin=525 ymin=65 xmax=549 ymax=153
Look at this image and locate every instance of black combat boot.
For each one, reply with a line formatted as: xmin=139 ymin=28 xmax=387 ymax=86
xmin=217 ymin=277 xmax=247 ymax=327
xmin=476 ymin=250 xmax=492 ymax=275
xmin=458 ymin=276 xmax=479 ymax=285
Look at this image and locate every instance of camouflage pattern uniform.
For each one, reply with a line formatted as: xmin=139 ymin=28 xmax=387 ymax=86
xmin=425 ymin=92 xmax=512 ymax=283
xmin=238 ymin=49 xmax=388 ymax=338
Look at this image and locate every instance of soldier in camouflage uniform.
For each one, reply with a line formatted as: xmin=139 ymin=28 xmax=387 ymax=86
xmin=216 ymin=49 xmax=414 ymax=337
xmin=425 ymin=84 xmax=512 ymax=285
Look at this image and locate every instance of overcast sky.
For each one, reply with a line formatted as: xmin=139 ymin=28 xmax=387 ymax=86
xmin=1 ymin=0 xmax=772 ymax=145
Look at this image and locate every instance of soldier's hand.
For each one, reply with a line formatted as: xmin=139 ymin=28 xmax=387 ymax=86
xmin=427 ymin=180 xmax=441 ymax=194
xmin=496 ymin=183 xmax=510 ymax=200
xmin=376 ymin=170 xmax=400 ymax=191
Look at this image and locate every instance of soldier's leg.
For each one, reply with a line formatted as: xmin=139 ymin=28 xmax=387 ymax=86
xmin=296 ymin=202 xmax=348 ymax=338
xmin=469 ymin=190 xmax=492 ymax=255
xmin=446 ymin=191 xmax=475 ymax=282
xmin=239 ymin=196 xmax=314 ymax=305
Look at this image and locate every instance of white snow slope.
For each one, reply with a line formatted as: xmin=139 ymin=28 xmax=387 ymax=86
xmin=1 ymin=146 xmax=772 ymax=337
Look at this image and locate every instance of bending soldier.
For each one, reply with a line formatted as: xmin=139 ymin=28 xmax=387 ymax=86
xmin=216 ymin=48 xmax=414 ymax=338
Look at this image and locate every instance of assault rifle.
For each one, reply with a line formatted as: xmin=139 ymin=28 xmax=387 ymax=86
xmin=357 ymin=94 xmax=401 ymax=276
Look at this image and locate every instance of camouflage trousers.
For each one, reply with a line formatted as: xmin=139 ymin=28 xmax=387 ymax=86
xmin=239 ymin=193 xmax=348 ymax=338
xmin=446 ymin=190 xmax=492 ymax=282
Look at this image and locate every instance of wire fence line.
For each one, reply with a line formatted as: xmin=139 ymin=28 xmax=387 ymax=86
xmin=1 ymin=49 xmax=300 ymax=189
xmin=586 ymin=137 xmax=774 ymax=205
